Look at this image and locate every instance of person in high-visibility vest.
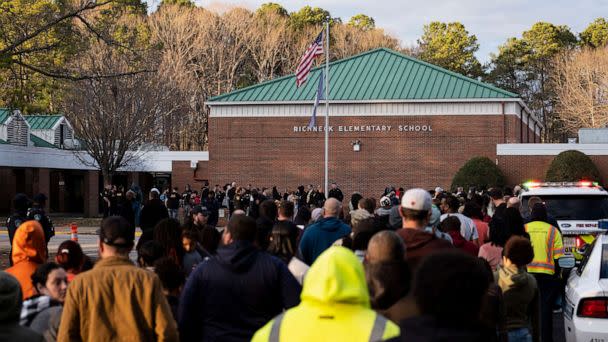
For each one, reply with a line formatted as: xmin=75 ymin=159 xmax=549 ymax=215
xmin=252 ymin=247 xmax=400 ymax=342
xmin=525 ymin=202 xmax=564 ymax=342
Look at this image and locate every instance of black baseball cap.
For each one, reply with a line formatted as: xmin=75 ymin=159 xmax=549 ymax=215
xmin=191 ymin=205 xmax=209 ymax=216
xmin=98 ymin=216 xmax=134 ymax=248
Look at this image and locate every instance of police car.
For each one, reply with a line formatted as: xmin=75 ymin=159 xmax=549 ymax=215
xmin=520 ymin=182 xmax=608 ymax=260
xmin=564 ymin=231 xmax=608 ymax=341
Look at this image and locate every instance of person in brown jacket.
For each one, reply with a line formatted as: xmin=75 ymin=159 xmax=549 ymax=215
xmin=57 ymin=216 xmax=178 ymax=342
xmin=396 ymin=188 xmax=452 ymax=271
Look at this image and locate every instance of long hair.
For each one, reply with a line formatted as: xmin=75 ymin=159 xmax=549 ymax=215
xmin=267 ymin=222 xmax=296 ymax=263
xmin=55 ymin=240 xmax=85 ymax=273
xmin=153 ymin=218 xmax=185 ymax=267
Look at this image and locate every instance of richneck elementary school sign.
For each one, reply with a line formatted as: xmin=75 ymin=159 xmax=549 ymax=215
xmin=293 ymin=124 xmax=433 ymax=133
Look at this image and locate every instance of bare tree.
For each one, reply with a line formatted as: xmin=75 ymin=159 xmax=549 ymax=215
xmin=61 ymin=40 xmax=173 ymax=186
xmin=552 ymin=47 xmax=608 ymax=133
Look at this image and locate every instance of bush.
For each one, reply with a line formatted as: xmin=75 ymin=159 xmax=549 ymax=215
xmin=451 ymin=157 xmax=506 ymax=192
xmin=545 ymin=150 xmax=601 ymax=182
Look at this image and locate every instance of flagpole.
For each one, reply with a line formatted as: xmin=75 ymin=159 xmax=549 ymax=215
xmin=324 ymin=17 xmax=330 ymax=197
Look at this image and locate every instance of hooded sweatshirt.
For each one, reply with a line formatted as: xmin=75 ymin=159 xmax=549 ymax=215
xmin=178 ymin=240 xmax=301 ymax=342
xmin=6 ymin=221 xmax=47 ymax=299
xmin=298 ymin=217 xmax=351 ymax=265
xmin=252 ymin=247 xmax=400 ymax=341
xmin=496 ymin=264 xmax=540 ymax=337
xmin=397 ymin=229 xmax=453 ymax=271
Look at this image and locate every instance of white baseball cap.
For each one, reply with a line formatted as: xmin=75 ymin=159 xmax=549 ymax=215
xmin=434 ymin=187 xmax=444 ymax=194
xmin=401 ymin=188 xmax=432 ymax=211
xmin=150 ymin=188 xmax=160 ymax=194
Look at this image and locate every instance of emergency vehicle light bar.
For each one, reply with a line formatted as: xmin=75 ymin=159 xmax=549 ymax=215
xmin=523 ymin=181 xmax=600 ymax=189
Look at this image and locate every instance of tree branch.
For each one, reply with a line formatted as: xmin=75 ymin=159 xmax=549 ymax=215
xmin=12 ymin=59 xmax=156 ymax=81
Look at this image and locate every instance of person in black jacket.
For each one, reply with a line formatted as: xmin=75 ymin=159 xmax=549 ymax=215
xmin=6 ymin=193 xmax=31 ymax=264
xmin=178 ymin=215 xmax=301 ymax=342
xmin=137 ymin=188 xmax=168 ymax=250
xmin=327 ymin=182 xmax=344 ymax=202
xmin=27 ymin=194 xmax=55 ymax=244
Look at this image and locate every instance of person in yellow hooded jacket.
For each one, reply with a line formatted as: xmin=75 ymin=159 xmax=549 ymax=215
xmin=6 ymin=221 xmax=47 ymax=300
xmin=252 ymin=246 xmax=400 ymax=342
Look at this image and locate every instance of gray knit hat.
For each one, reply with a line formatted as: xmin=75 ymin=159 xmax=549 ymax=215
xmin=0 ymin=271 xmax=23 ymax=322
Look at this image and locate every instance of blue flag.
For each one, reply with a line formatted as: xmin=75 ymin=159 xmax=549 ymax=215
xmin=308 ymin=71 xmax=325 ymax=129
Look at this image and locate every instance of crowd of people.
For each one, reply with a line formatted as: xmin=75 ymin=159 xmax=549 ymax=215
xmin=1 ymin=181 xmax=566 ymax=341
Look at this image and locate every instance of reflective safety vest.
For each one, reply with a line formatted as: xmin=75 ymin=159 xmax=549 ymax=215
xmin=266 ymin=312 xmax=389 ymax=342
xmin=525 ymin=221 xmax=564 ymax=275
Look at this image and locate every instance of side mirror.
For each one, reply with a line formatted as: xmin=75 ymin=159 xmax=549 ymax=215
xmin=558 ymin=255 xmax=576 ymax=269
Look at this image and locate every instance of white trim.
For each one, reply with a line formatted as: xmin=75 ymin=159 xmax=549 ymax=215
xmin=497 ymin=144 xmax=608 ymax=156
xmin=51 ymin=116 xmax=73 ymax=131
xmin=210 ymin=101 xmax=542 ymax=132
xmin=0 ymin=144 xmax=209 ymax=172
xmin=206 ymin=97 xmax=523 ymax=106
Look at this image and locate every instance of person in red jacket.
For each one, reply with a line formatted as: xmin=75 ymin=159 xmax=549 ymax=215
xmin=441 ymin=216 xmax=479 ymax=257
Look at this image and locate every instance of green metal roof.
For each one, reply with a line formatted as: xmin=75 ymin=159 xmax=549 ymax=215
xmin=25 ymin=115 xmax=62 ymax=130
xmin=0 ymin=108 xmax=10 ymax=124
xmin=209 ymin=48 xmax=518 ymax=103
xmin=29 ymin=134 xmax=56 ymax=148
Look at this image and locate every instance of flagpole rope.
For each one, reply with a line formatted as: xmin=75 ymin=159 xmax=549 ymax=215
xmin=324 ymin=17 xmax=330 ymax=197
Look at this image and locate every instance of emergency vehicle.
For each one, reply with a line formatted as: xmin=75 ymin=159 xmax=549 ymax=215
xmin=519 ymin=181 xmax=608 ymax=260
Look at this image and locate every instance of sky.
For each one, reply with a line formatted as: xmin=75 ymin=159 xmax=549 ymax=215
xmin=146 ymin=0 xmax=608 ymax=63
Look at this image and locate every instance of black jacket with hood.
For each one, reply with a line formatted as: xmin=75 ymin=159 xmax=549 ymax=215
xmin=178 ymin=240 xmax=301 ymax=342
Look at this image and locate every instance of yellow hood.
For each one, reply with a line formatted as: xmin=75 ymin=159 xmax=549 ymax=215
xmin=301 ymin=246 xmax=370 ymax=307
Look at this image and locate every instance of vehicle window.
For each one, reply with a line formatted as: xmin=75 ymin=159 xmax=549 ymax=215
xmin=601 ymin=244 xmax=608 ymax=278
xmin=521 ymin=195 xmax=608 ymax=221
xmin=578 ymin=239 xmax=597 ymax=276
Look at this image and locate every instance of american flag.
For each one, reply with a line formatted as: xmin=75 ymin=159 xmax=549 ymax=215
xmin=296 ymin=30 xmax=324 ymax=88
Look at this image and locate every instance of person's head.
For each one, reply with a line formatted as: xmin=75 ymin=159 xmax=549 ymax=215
xmin=98 ymin=216 xmax=135 ymax=258
xmin=154 ymin=257 xmax=185 ymax=297
xmin=351 ymin=217 xmax=376 ymax=251
xmin=507 ymin=196 xmax=520 ymax=210
xmin=366 ymin=230 xmax=406 ymax=263
xmin=400 ymin=188 xmax=432 ymax=229
xmin=331 ymin=182 xmax=338 ymax=189
xmin=173 ymin=187 xmax=178 ymax=192
xmin=294 ymin=206 xmax=311 ymax=226
xmin=530 ymin=202 xmax=548 ymax=223
xmin=364 ymin=231 xmax=411 ymax=310
xmin=440 ymin=215 xmax=461 ymax=233
xmin=31 ymin=263 xmax=68 ymax=302
xmin=267 ymin=221 xmax=298 ymax=262
xmin=323 ymin=198 xmax=342 ymax=218
xmin=55 ymin=240 xmax=85 ymax=273
xmin=302 ymin=247 xmax=369 ymax=306
xmin=488 ymin=217 xmax=510 ymax=247
xmin=504 ymin=207 xmax=526 ymax=237
xmin=311 ymin=207 xmax=323 ymax=222
xmin=503 ymin=236 xmax=534 ymax=268
xmin=12 ymin=193 xmax=30 ymax=213
xmin=414 ymin=251 xmax=490 ymax=324
xmin=149 ymin=188 xmax=160 ymax=200
xmin=350 ymin=192 xmax=363 ymax=211
xmin=223 ymin=214 xmax=256 ymax=245
xmin=440 ymin=195 xmax=460 ymax=214
xmin=181 ymin=230 xmax=198 ymax=253
xmin=190 ymin=206 xmax=209 ymax=226
xmin=232 ymin=209 xmax=246 ymax=216
xmin=358 ymin=198 xmax=376 ymax=214
xmin=153 ymin=218 xmax=184 ymax=266
xmin=32 ymin=193 xmax=47 ymax=207
xmin=278 ymin=200 xmax=294 ymax=220
xmin=137 ymin=240 xmax=164 ymax=268
xmin=125 ymin=190 xmax=135 ymax=201
xmin=259 ymin=199 xmax=278 ymax=221
xmin=488 ymin=188 xmax=504 ymax=203
xmin=527 ymin=196 xmax=542 ymax=211
xmin=462 ymin=202 xmax=484 ymax=220
xmin=379 ymin=196 xmax=392 ymax=209
xmin=0 ymin=271 xmax=22 ymax=323
xmin=12 ymin=221 xmax=47 ymax=265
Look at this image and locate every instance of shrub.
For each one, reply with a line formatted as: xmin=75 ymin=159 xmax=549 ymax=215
xmin=545 ymin=150 xmax=601 ymax=182
xmin=451 ymin=157 xmax=506 ymax=192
